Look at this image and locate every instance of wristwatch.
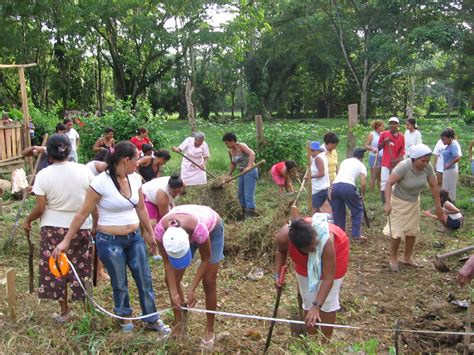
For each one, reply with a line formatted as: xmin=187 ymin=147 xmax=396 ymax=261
xmin=312 ymin=301 xmax=321 ymax=309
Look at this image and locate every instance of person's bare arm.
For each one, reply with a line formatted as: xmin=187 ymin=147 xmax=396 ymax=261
xmin=187 ymin=239 xmax=212 ymax=307
xmin=239 ymin=143 xmax=256 ymax=168
xmin=158 ymin=241 xmax=182 ymax=308
xmin=92 ymin=138 xmax=105 ymax=153
xmin=359 ymin=173 xmax=367 ymax=197
xmin=156 ymin=190 xmax=171 ymax=217
xmin=384 ymin=173 xmax=402 ymax=214
xmin=443 ymin=201 xmax=460 ymax=214
xmin=137 ymin=156 xmax=152 ymax=167
xmin=428 ymin=175 xmax=444 ymax=220
xmin=305 ymin=237 xmax=336 ymax=327
xmin=52 ymin=187 xmax=100 ymax=258
xmin=459 ymin=255 xmax=474 ymax=286
xmin=312 ymin=156 xmax=325 ymax=178
xmin=22 ymin=146 xmax=46 ymax=157
xmin=23 ymin=195 xmax=46 ymax=231
xmin=227 ymin=151 xmax=236 ymax=176
xmin=136 ymin=188 xmax=157 ymax=254
xmin=365 ymin=133 xmax=375 ymax=152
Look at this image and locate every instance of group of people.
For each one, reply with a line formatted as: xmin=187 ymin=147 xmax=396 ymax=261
xmin=18 ymin=114 xmax=471 ymax=348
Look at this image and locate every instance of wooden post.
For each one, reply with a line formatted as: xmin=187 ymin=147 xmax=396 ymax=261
xmin=306 ymin=141 xmax=312 ymax=215
xmin=347 ymin=104 xmax=358 ymax=158
xmin=18 ymin=67 xmax=33 ymax=172
xmin=464 ymin=296 xmax=471 ymax=355
xmin=255 ymin=115 xmax=264 ymax=150
xmin=6 ymin=268 xmax=17 ymax=321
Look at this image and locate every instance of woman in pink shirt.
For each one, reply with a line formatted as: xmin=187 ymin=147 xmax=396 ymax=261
xmin=154 ymin=205 xmax=224 ymax=350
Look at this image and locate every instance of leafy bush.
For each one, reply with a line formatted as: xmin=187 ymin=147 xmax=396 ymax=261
xmin=30 ymin=107 xmax=60 ymax=143
xmin=238 ymin=122 xmax=307 ymax=169
xmin=463 ymin=110 xmax=474 ymax=125
xmin=76 ymin=100 xmax=169 ymax=162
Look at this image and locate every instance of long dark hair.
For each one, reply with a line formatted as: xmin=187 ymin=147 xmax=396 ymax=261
xmin=155 ymin=149 xmax=171 ymax=161
xmin=439 ymin=189 xmax=452 ymax=205
xmin=105 ymin=141 xmax=137 ymax=191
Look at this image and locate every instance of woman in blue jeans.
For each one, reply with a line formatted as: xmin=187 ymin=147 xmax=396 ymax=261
xmin=222 ymin=132 xmax=258 ymax=218
xmin=330 ymin=148 xmax=368 ymax=241
xmin=53 ymin=141 xmax=170 ymax=334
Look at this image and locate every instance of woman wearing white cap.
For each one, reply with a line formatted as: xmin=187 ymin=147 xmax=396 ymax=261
xmin=383 ymin=144 xmax=444 ymax=272
xmin=154 ymin=205 xmax=224 ymax=350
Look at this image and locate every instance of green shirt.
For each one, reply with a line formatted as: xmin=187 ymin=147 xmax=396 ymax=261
xmin=392 ymin=159 xmax=434 ymax=202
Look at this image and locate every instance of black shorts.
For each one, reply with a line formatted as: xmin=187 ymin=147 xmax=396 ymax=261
xmin=447 ymin=216 xmax=462 ymax=230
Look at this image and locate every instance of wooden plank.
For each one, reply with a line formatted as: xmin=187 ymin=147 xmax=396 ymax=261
xmin=5 ymin=128 xmax=12 ymax=158
xmin=0 ymin=128 xmax=5 ymax=159
xmin=0 ymin=63 xmax=37 ymax=68
xmin=15 ymin=126 xmax=22 ymax=157
xmin=6 ymin=268 xmax=17 ymax=321
xmin=0 ymin=157 xmax=24 ymax=166
xmin=18 ymin=67 xmax=33 ymax=172
xmin=11 ymin=127 xmax=17 ymax=157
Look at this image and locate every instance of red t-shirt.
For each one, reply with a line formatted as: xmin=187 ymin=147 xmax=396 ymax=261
xmin=378 ymin=131 xmax=405 ymax=169
xmin=288 ymin=223 xmax=349 ymax=279
xmin=274 ymin=161 xmax=285 ymax=176
xmin=130 ymin=136 xmax=151 ymax=152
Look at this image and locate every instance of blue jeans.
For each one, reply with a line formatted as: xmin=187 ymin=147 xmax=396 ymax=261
xmin=96 ymin=229 xmax=159 ymax=323
xmin=330 ymin=183 xmax=363 ymax=238
xmin=190 ymin=218 xmax=225 ymax=264
xmin=238 ymin=168 xmax=258 ymax=209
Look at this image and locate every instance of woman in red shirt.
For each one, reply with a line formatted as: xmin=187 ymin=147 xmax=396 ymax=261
xmin=130 ymin=127 xmax=152 ymax=154
xmin=274 ymin=216 xmax=349 ymax=342
xmin=270 ymin=160 xmax=297 ymax=194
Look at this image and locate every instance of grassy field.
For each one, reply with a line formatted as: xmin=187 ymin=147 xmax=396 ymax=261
xmin=0 ymin=117 xmax=473 ymax=353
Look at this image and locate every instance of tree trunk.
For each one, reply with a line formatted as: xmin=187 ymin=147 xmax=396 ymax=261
xmin=97 ymin=42 xmax=104 ymax=115
xmin=231 ymin=89 xmax=235 ymax=119
xmin=360 ymin=75 xmax=369 ymax=124
xmin=186 ymin=79 xmax=196 ymax=134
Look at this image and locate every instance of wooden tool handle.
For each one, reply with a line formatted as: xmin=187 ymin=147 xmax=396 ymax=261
xmin=278 ymin=265 xmax=288 ymax=285
xmin=221 ymin=160 xmax=266 ymax=186
xmin=172 ymin=149 xmax=217 ymax=179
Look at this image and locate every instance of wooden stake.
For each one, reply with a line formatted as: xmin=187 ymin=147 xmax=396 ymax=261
xmin=306 ymin=141 xmax=312 ymax=215
xmin=394 ymin=319 xmax=400 ymax=355
xmin=255 ymin=115 xmax=264 ymax=150
xmin=464 ymin=295 xmax=471 ymax=355
xmin=6 ymin=268 xmax=17 ymax=321
xmin=347 ymin=104 xmax=358 ymax=158
xmin=18 ymin=67 xmax=33 ymax=172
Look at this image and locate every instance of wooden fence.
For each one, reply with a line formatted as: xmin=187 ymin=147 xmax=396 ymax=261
xmin=0 ymin=123 xmax=24 ymax=172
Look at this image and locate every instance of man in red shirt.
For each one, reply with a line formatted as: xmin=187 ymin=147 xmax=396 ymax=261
xmin=274 ymin=215 xmax=349 ymax=342
xmin=378 ymin=117 xmax=405 ymax=202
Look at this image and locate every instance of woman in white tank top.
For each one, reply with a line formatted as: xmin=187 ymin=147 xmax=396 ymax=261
xmin=365 ymin=120 xmax=385 ymax=192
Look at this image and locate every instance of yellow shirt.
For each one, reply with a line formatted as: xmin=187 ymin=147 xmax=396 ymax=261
xmin=325 ymin=149 xmax=338 ymax=184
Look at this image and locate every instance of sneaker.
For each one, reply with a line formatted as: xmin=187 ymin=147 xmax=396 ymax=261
xmin=120 ymin=322 xmax=135 ymax=332
xmin=145 ymin=319 xmax=171 ymax=335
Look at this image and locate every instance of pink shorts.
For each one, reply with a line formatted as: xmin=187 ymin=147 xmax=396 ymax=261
xmin=144 ymin=198 xmax=162 ymax=221
xmin=270 ymin=164 xmax=285 ymax=186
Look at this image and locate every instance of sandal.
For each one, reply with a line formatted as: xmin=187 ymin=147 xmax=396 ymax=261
xmin=200 ymin=335 xmax=216 ymax=351
xmin=52 ymin=311 xmax=73 ymax=323
xmin=350 ymin=236 xmax=368 ymax=242
xmin=390 ymin=262 xmax=400 ymax=272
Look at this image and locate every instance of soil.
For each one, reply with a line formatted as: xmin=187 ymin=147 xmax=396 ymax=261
xmin=0 ymin=179 xmax=472 ymax=353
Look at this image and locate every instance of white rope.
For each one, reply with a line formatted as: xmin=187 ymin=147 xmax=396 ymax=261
xmin=66 ymin=258 xmax=473 ymax=336
xmin=67 ymin=259 xmax=171 ymax=320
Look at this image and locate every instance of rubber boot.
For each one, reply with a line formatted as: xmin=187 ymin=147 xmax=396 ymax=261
xmin=245 ymin=208 xmax=259 ymax=218
xmin=237 ymin=206 xmax=246 ymax=221
xmin=381 ymin=191 xmax=385 ymax=204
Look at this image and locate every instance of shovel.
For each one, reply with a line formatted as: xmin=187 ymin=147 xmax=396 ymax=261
xmin=172 ymin=150 xmax=218 ymax=179
xmin=214 ymin=160 xmax=266 ymax=189
xmin=433 ymin=246 xmax=474 ymax=272
xmin=264 ymin=265 xmax=287 ymax=353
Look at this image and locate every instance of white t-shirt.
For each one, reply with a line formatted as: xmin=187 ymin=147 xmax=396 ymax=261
xmin=311 ymin=154 xmax=329 ymax=192
xmin=32 ymin=162 xmax=94 ymax=229
xmin=142 ymin=176 xmax=172 ymax=205
xmin=433 ymin=139 xmax=462 ymax=173
xmin=333 ymin=158 xmax=367 ymax=186
xmin=66 ymin=128 xmax=80 ymax=160
xmin=404 ymin=130 xmax=422 ymax=157
xmin=90 ymin=171 xmax=142 ymax=226
xmin=86 ymin=161 xmax=100 ymax=176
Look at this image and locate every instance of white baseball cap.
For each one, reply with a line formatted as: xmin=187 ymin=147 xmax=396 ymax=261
xmin=162 ymin=227 xmax=192 ymax=269
xmin=388 ymin=116 xmax=399 ymax=124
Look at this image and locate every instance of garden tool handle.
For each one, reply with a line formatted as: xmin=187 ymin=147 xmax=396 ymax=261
xmin=172 ymin=149 xmax=218 ymax=179
xmin=220 ymin=160 xmax=266 ymax=186
xmin=278 ymin=265 xmax=288 ymax=287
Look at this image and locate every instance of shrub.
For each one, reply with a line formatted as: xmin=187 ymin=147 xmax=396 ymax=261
xmin=76 ymin=101 xmax=169 ymax=162
xmin=238 ymin=122 xmax=307 ymax=170
xmin=30 ymin=107 xmax=60 ymax=144
xmin=463 ymin=110 xmax=474 ymax=125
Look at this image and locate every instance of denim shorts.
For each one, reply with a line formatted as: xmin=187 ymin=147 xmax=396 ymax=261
xmin=190 ymin=218 xmax=224 ymax=264
xmin=447 ymin=216 xmax=462 ymax=230
xmin=312 ymin=189 xmax=328 ymax=208
xmin=368 ymin=154 xmax=382 ymax=168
